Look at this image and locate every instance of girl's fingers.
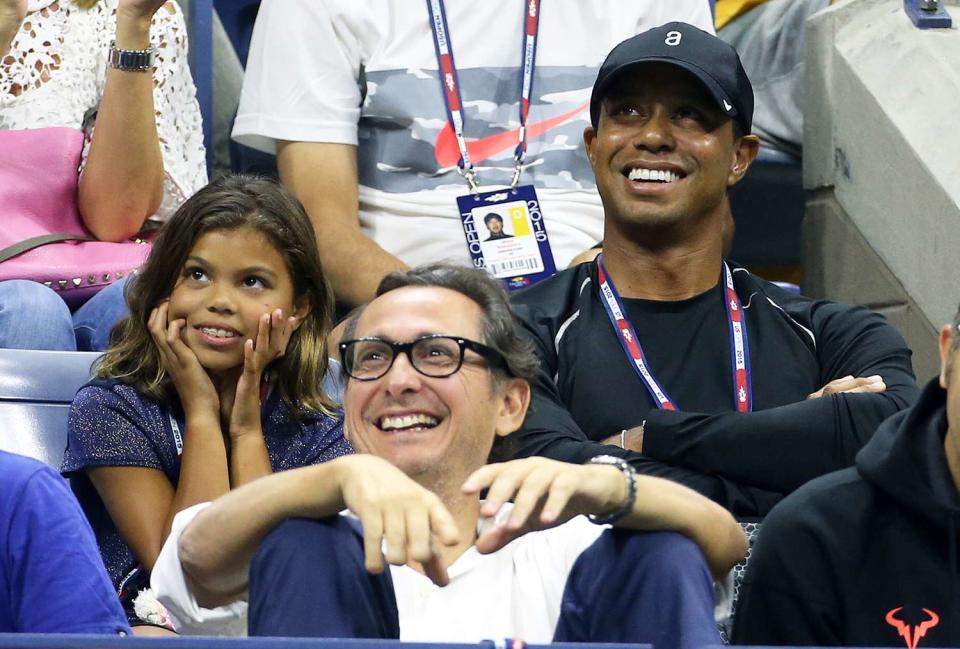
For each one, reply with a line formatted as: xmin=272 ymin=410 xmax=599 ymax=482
xmin=148 ymin=303 xmax=168 ymax=343
xmin=165 ymin=318 xmax=192 ymax=362
xmin=243 ymin=338 xmax=256 ymax=371
xmin=149 ymin=306 xmax=177 ymax=366
xmin=269 ymin=309 xmax=294 ymax=358
xmin=252 ymin=313 xmax=271 ymax=364
xmin=251 ymin=309 xmax=296 ymax=370
xmin=276 ymin=315 xmax=298 ymax=358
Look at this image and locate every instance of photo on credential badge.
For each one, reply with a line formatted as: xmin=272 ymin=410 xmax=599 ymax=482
xmin=473 ymin=200 xmax=545 ymax=278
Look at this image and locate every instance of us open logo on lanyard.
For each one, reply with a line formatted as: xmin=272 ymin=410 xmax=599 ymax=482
xmin=596 ymin=256 xmax=753 ymax=413
xmin=427 ymin=0 xmax=557 ymax=291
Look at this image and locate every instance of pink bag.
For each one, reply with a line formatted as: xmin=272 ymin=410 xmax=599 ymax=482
xmin=0 ymin=127 xmax=152 ymax=308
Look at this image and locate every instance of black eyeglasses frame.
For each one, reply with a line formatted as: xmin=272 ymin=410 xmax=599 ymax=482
xmin=338 ymin=334 xmax=509 ymax=381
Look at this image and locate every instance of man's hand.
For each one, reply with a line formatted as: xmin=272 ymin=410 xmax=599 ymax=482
xmin=599 ymin=425 xmax=644 ymax=452
xmin=337 ymin=456 xmax=460 ymax=586
xmin=807 ymin=374 xmax=886 ymax=400
xmin=463 ymin=458 xmax=626 ymax=555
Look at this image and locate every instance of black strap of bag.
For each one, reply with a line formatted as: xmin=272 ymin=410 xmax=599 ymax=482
xmin=0 ymin=233 xmax=95 ymax=264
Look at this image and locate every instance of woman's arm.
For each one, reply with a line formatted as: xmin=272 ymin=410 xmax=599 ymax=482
xmin=77 ymin=0 xmax=172 ymax=241
xmin=0 ymin=0 xmax=25 ymax=58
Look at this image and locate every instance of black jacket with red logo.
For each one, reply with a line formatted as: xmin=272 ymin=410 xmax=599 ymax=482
xmin=732 ymin=377 xmax=960 ymax=647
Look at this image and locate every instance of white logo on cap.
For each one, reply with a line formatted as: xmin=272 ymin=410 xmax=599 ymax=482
xmin=723 ymin=99 xmax=733 ymax=111
xmin=664 ymin=31 xmax=682 ymax=46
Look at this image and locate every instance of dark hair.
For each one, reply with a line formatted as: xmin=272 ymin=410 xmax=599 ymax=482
xmin=483 ymin=213 xmax=504 ymax=225
xmin=376 ymin=264 xmax=539 ymax=384
xmin=97 ymin=174 xmax=337 ymax=415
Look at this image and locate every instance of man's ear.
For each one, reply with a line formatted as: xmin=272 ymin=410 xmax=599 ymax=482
xmin=727 ymin=133 xmax=760 ymax=187
xmin=939 ymin=324 xmax=954 ymax=389
xmin=494 ymin=378 xmax=532 ymax=438
xmin=584 ymin=126 xmax=597 ymax=168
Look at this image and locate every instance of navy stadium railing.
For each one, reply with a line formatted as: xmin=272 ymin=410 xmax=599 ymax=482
xmin=0 ymin=637 xmax=649 ymax=649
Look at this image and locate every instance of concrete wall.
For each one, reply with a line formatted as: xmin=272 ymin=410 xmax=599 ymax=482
xmin=803 ymin=0 xmax=960 ymax=381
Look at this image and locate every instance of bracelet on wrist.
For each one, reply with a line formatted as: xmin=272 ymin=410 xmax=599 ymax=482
xmin=108 ymin=41 xmax=156 ymax=72
xmin=586 ymin=455 xmax=637 ymax=525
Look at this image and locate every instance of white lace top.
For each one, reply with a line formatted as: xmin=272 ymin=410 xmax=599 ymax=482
xmin=0 ymin=0 xmax=207 ymax=223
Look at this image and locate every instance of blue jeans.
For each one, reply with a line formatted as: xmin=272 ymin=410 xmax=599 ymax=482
xmin=73 ymin=278 xmax=130 ymax=351
xmin=0 ymin=278 xmax=129 ymax=351
xmin=249 ymin=516 xmax=720 ymax=649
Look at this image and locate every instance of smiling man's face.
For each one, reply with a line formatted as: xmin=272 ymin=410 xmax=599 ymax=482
xmin=584 ymin=63 xmax=757 ymax=237
xmin=343 ymin=286 xmax=520 ymax=488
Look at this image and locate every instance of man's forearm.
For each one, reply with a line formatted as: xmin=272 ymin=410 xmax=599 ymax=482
xmin=178 ymin=461 xmax=345 ymax=602
xmin=619 ymin=474 xmax=747 ymax=578
xmin=314 ymin=218 xmax=408 ymax=306
xmin=277 ymin=140 xmax=408 ymax=307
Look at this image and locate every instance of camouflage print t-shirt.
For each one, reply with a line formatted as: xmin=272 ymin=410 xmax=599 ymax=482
xmin=234 ymin=0 xmax=716 ymax=270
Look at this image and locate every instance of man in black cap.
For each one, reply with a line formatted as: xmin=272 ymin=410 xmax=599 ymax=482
xmin=510 ymin=22 xmax=918 ymax=519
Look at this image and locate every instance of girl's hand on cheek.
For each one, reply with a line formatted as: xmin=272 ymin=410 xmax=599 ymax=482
xmin=228 ymin=309 xmax=298 ymax=439
xmin=148 ymin=301 xmax=219 ymax=419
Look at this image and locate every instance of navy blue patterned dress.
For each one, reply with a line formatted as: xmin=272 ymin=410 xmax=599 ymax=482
xmin=62 ymin=377 xmax=352 ymax=614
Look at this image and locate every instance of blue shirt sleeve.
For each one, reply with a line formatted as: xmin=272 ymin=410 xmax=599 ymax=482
xmin=1 ymin=456 xmax=130 ymax=634
xmin=63 ymin=382 xmax=166 ymax=474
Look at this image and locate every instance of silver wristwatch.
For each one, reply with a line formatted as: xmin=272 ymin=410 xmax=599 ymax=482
xmin=587 ymin=455 xmax=638 ymax=525
xmin=108 ymin=42 xmax=157 ymax=72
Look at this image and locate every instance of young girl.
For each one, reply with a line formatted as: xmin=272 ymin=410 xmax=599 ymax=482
xmin=62 ymin=174 xmax=352 ymax=634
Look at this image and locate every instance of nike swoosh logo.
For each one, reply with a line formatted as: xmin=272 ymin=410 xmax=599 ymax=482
xmin=434 ymin=100 xmax=590 ymax=168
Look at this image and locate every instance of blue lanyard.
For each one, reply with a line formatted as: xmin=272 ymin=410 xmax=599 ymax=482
xmin=426 ymin=0 xmax=543 ymax=191
xmin=595 ymin=255 xmax=753 ymax=412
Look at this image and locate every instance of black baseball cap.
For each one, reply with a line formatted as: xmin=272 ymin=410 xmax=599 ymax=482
xmin=589 ymin=22 xmax=754 ymax=135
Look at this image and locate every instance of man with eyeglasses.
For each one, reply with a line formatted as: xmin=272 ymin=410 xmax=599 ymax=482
xmin=732 ymin=308 xmax=960 ymax=647
xmin=150 ymin=264 xmax=746 ymax=648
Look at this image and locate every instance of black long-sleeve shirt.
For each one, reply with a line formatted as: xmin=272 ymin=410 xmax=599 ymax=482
xmin=509 ymin=260 xmax=918 ymax=518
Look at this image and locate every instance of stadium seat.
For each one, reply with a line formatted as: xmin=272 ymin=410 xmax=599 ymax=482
xmin=728 ymin=146 xmax=804 ymax=268
xmin=213 ymin=0 xmax=261 ymax=67
xmin=185 ymin=0 xmax=214 ymax=173
xmin=0 ymin=349 xmax=99 ymax=468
